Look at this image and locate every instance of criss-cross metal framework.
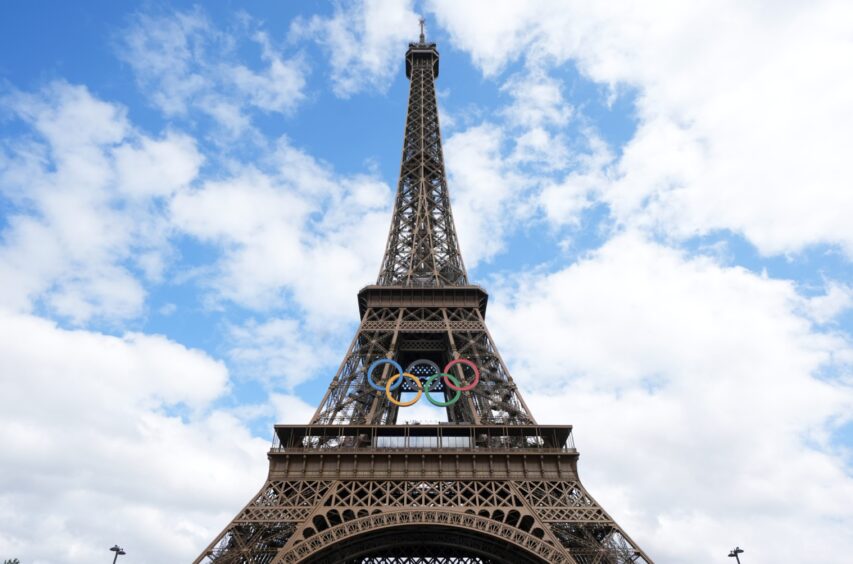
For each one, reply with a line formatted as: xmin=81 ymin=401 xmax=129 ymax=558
xmin=377 ymin=39 xmax=466 ymax=288
xmin=310 ymin=287 xmax=534 ymax=426
xmin=195 ymin=31 xmax=652 ymax=564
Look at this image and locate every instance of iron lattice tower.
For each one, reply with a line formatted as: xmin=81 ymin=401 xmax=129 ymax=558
xmin=196 ymin=29 xmax=652 ymax=564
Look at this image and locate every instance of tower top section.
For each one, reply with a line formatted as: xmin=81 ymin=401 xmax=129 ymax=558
xmin=406 ymin=18 xmax=439 ymax=79
xmin=378 ymin=32 xmax=466 ymax=287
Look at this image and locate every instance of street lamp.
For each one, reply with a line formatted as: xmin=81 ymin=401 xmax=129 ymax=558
xmin=728 ymin=546 xmax=744 ymax=563
xmin=109 ymin=545 xmax=126 ymax=564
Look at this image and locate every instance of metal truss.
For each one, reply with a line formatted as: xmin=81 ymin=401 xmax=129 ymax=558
xmin=377 ymin=41 xmax=467 ymax=287
xmin=310 ymin=304 xmax=534 ymax=425
xmin=196 ymin=33 xmax=652 ymax=564
xmin=196 ymin=477 xmax=651 ymax=564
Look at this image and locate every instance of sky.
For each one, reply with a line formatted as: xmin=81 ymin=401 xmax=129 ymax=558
xmin=1 ymin=1 xmax=852 ymax=563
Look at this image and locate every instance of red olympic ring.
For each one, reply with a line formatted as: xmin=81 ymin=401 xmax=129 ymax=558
xmin=442 ymin=358 xmax=480 ymax=392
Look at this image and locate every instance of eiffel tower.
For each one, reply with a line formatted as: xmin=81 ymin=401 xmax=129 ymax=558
xmin=196 ymin=23 xmax=652 ymax=564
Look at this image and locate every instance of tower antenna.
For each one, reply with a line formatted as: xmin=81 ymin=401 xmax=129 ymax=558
xmin=419 ymin=16 xmax=426 ymax=43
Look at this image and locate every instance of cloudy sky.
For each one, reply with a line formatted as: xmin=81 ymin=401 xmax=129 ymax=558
xmin=1 ymin=1 xmax=852 ymax=563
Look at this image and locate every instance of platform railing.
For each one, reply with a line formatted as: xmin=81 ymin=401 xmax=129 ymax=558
xmin=270 ymin=423 xmax=576 ymax=453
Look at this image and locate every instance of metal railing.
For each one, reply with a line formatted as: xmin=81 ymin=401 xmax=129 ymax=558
xmin=270 ymin=424 xmax=576 ymax=453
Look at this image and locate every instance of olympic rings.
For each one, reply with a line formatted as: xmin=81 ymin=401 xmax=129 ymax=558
xmin=385 ymin=373 xmax=422 ymax=406
xmin=367 ymin=358 xmax=404 ymax=392
xmin=424 ymin=372 xmax=462 ymax=406
xmin=443 ymin=358 xmax=480 ymax=392
xmin=365 ymin=357 xmax=479 ymax=407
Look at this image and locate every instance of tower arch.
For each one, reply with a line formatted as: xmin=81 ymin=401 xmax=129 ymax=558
xmin=282 ymin=510 xmax=556 ymax=564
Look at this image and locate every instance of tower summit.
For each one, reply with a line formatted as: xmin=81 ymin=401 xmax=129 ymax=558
xmin=379 ymin=19 xmax=464 ymax=287
xmin=196 ymin=27 xmax=652 ymax=564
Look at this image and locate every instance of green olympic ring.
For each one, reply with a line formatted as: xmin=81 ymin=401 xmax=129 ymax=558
xmin=424 ymin=372 xmax=462 ymax=406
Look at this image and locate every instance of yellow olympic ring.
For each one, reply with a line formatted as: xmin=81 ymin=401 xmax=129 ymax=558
xmin=385 ymin=372 xmax=423 ymax=407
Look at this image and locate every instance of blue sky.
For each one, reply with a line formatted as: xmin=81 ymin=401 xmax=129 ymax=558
xmin=1 ymin=2 xmax=852 ymax=563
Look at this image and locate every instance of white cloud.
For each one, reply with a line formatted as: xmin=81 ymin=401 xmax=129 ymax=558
xmin=803 ymin=280 xmax=853 ymax=326
xmin=442 ymin=116 xmax=596 ymax=265
xmin=114 ymin=132 xmax=202 ymax=198
xmin=429 ymin=0 xmax=853 ymax=257
xmin=294 ymin=0 xmax=420 ymax=97
xmin=170 ymin=137 xmax=391 ymax=324
xmin=228 ymin=317 xmax=339 ymax=390
xmin=487 ymin=232 xmax=853 ymax=562
xmin=0 ymin=82 xmax=389 ymax=329
xmin=118 ymin=9 xmax=210 ymax=116
xmin=120 ymin=9 xmax=306 ymax=132
xmin=427 ymin=1 xmax=542 ymax=76
xmin=443 ymin=123 xmax=527 ymax=266
xmin=270 ymin=393 xmax=318 ymax=424
xmin=538 ymin=131 xmax=613 ymax=226
xmin=501 ymin=67 xmax=572 ymax=129
xmin=0 ymin=311 xmax=269 ymax=563
xmin=510 ymin=126 xmax=570 ymax=171
xmin=0 ymin=82 xmax=202 ymax=323
xmin=230 ymin=30 xmax=307 ymax=114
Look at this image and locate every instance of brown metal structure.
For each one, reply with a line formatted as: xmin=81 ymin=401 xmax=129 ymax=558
xmin=196 ymin=28 xmax=652 ymax=564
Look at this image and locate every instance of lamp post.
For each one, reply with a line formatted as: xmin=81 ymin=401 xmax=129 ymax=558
xmin=728 ymin=546 xmax=744 ymax=563
xmin=109 ymin=545 xmax=126 ymax=564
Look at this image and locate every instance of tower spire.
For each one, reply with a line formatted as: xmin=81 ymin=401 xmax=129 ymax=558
xmin=419 ymin=16 xmax=426 ymax=43
xmin=309 ymin=36 xmax=530 ymax=429
xmin=377 ymin=30 xmax=468 ymax=287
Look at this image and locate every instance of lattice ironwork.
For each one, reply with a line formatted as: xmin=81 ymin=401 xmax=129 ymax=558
xmin=197 ymin=477 xmax=649 ymax=563
xmin=377 ymin=37 xmax=466 ymax=287
xmin=196 ymin=28 xmax=652 ymax=564
xmin=310 ymin=304 xmax=534 ymax=425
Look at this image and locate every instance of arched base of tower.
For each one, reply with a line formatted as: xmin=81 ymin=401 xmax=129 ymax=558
xmin=302 ymin=524 xmax=547 ymax=564
xmin=277 ymin=509 xmax=569 ymax=563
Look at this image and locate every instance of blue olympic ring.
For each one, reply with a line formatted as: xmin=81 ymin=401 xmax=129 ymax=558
xmin=366 ymin=358 xmax=404 ymax=392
